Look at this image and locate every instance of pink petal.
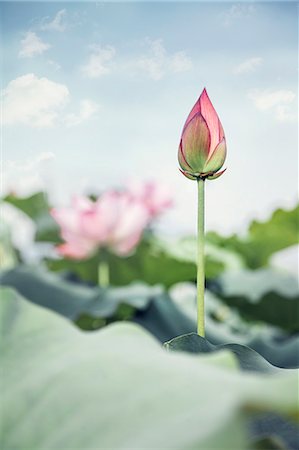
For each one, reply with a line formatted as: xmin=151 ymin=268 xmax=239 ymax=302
xmin=51 ymin=207 xmax=81 ymax=235
xmin=128 ymin=180 xmax=173 ymax=218
xmin=181 ymin=88 xmax=225 ymax=158
xmin=112 ymin=200 xmax=149 ymax=241
xmin=218 ymin=120 xmax=225 ymax=142
xmin=207 ymin=168 xmax=227 ymax=180
xmin=179 ymin=169 xmax=197 ymax=180
xmin=97 ymin=191 xmax=126 ymax=234
xmin=145 ymin=182 xmax=173 ymax=217
xmin=178 ymin=140 xmax=192 ymax=171
xmin=80 ymin=209 xmax=108 ymax=241
xmin=78 ymin=191 xmax=119 ymax=244
xmin=109 ymin=197 xmax=149 ymax=255
xmin=112 ymin=231 xmax=143 ymax=255
xmin=56 ymin=241 xmax=95 ymax=260
xmin=181 ymin=112 xmax=211 ymax=172
xmin=199 ymin=88 xmax=224 ymax=157
xmin=72 ymin=195 xmax=93 ymax=211
xmin=203 ymin=138 xmax=227 ymax=173
xmin=51 ymin=195 xmax=93 ymax=238
xmin=52 ymin=195 xmax=101 ymax=254
xmin=182 ymin=97 xmax=201 ymax=132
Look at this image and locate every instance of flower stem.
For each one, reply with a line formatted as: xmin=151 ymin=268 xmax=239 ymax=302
xmin=98 ymin=260 xmax=110 ymax=287
xmin=197 ymin=178 xmax=205 ymax=336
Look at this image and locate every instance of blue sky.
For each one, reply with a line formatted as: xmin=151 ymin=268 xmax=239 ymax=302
xmin=1 ymin=2 xmax=298 ymax=235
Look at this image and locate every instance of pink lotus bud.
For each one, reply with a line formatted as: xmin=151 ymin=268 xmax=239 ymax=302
xmin=178 ymin=88 xmax=227 ymax=180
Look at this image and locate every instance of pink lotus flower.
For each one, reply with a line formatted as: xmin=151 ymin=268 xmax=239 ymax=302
xmin=127 ymin=180 xmax=173 ymax=219
xmin=51 ymin=191 xmax=149 ymax=260
xmin=178 ymin=88 xmax=227 ymax=180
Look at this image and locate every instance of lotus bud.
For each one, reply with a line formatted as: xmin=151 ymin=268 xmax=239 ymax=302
xmin=178 ymin=88 xmax=227 ymax=180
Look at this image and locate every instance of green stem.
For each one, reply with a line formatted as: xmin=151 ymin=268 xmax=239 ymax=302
xmin=197 ymin=179 xmax=205 ymax=336
xmin=98 ymin=260 xmax=110 ymax=287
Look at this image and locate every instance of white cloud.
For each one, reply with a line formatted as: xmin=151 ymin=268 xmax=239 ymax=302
xmin=40 ymin=9 xmax=67 ymax=32
xmin=132 ymin=39 xmax=193 ymax=80
xmin=2 ymin=74 xmax=98 ymax=128
xmin=248 ymin=89 xmax=296 ymax=122
xmin=65 ymin=99 xmax=99 ymax=126
xmin=81 ymin=45 xmax=116 ymax=78
xmin=222 ymin=4 xmax=255 ymax=27
xmin=2 ymin=73 xmax=69 ymax=127
xmin=19 ymin=31 xmax=50 ymax=58
xmin=233 ymin=57 xmax=262 ymax=75
xmin=80 ymin=39 xmax=192 ymax=81
xmin=135 ymin=39 xmax=165 ymax=80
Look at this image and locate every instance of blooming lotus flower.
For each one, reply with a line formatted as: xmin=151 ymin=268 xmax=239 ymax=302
xmin=51 ymin=192 xmax=149 ymax=260
xmin=127 ymin=180 xmax=173 ymax=218
xmin=178 ymin=88 xmax=227 ymax=180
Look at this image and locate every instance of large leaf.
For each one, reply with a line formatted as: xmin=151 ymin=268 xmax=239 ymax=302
xmin=133 ymin=292 xmax=195 ymax=342
xmin=170 ymin=282 xmax=299 ymax=369
xmin=164 ymin=333 xmax=281 ymax=373
xmin=250 ymin=413 xmax=299 ymax=450
xmin=0 ymin=265 xmax=195 ymax=341
xmin=0 ymin=265 xmax=159 ymax=320
xmin=214 ymin=269 xmax=299 ymax=332
xmin=248 ymin=205 xmax=299 ymax=264
xmin=206 ymin=205 xmax=299 ymax=269
xmin=1 ymin=288 xmax=298 ymax=450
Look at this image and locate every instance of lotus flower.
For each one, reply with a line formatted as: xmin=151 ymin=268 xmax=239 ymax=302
xmin=51 ymin=191 xmax=149 ymax=260
xmin=178 ymin=88 xmax=227 ymax=180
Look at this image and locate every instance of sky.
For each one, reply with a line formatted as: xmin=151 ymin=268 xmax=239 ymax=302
xmin=1 ymin=1 xmax=298 ymax=236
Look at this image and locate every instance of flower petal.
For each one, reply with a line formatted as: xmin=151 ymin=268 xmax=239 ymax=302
xmin=207 ymin=168 xmax=227 ymax=180
xmin=51 ymin=208 xmax=81 ymax=235
xmin=182 ymin=112 xmax=211 ymax=172
xmin=72 ymin=195 xmax=93 ymax=211
xmin=203 ymin=138 xmax=226 ymax=173
xmin=80 ymin=209 xmax=109 ymax=241
xmin=127 ymin=180 xmax=173 ymax=218
xmin=218 ymin=119 xmax=225 ymax=142
xmin=178 ymin=140 xmax=192 ymax=171
xmin=56 ymin=241 xmax=95 ymax=260
xmin=182 ymin=98 xmax=201 ymax=132
xmin=110 ymin=198 xmax=149 ymax=255
xmin=179 ymin=169 xmax=197 ymax=180
xmin=112 ymin=231 xmax=143 ymax=255
xmin=199 ymin=88 xmax=224 ymax=157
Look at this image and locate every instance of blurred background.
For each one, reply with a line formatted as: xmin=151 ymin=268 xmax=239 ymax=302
xmin=1 ymin=2 xmax=299 ymax=449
